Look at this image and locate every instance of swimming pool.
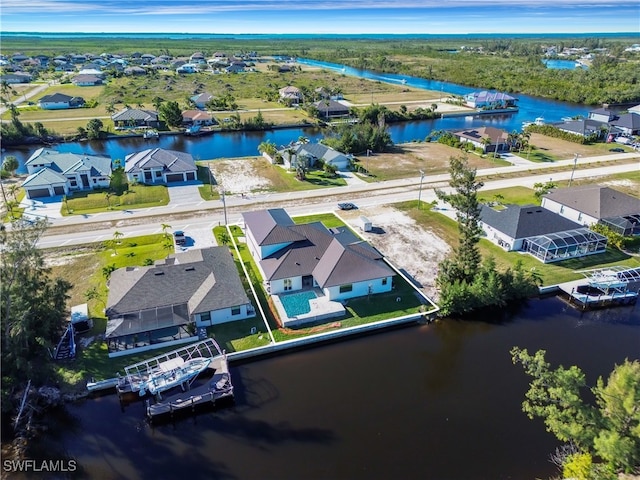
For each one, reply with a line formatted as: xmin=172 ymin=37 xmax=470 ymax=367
xmin=279 ymin=291 xmax=317 ymax=317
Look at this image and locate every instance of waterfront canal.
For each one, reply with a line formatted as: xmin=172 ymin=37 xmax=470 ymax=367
xmin=37 ymin=297 xmax=640 ymax=479
xmin=5 ymin=59 xmax=590 ymax=174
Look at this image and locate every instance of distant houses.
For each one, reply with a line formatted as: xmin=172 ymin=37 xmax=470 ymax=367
xmin=111 ymin=108 xmax=160 ymax=129
xmin=464 ymin=91 xmax=517 ymax=110
xmin=38 ymin=93 xmax=85 ymax=110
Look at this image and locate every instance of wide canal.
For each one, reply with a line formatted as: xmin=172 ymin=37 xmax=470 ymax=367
xmin=35 ymin=297 xmax=640 ymax=479
xmin=5 ymin=59 xmax=589 ymax=174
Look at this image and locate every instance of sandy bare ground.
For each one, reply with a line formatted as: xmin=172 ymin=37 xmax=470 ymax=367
xmin=209 ymin=158 xmax=272 ymax=194
xmin=340 ymin=205 xmax=451 ymax=301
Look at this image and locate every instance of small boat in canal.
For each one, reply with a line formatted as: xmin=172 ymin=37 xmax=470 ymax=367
xmin=143 ymin=129 xmax=159 ymax=139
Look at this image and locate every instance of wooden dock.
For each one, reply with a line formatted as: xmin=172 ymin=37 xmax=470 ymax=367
xmin=146 ymin=354 xmax=233 ymax=421
xmin=558 ymin=266 xmax=640 ymax=310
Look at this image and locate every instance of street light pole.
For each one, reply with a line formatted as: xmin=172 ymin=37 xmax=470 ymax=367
xmin=568 ymin=153 xmax=579 ymax=187
xmin=418 ymin=170 xmax=425 ymax=209
xmin=220 ymin=188 xmax=228 ymax=225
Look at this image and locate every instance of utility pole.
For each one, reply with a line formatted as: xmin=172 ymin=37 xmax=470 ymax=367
xmin=418 ymin=170 xmax=425 ymax=209
xmin=568 ymin=153 xmax=579 ymax=187
xmin=220 ymin=188 xmax=228 ymax=225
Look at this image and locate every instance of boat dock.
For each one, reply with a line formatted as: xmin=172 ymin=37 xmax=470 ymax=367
xmin=559 ymin=266 xmax=640 ymax=309
xmin=146 ymin=353 xmax=233 ymax=421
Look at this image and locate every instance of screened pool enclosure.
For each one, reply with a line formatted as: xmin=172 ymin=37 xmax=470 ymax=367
xmin=524 ymin=228 xmax=607 ymax=263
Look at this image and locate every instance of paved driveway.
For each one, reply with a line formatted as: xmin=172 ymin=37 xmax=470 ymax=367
xmin=20 ymin=196 xmax=64 ymax=221
xmin=167 ymin=182 xmax=206 ymax=209
xmin=170 ymin=221 xmax=219 ymax=251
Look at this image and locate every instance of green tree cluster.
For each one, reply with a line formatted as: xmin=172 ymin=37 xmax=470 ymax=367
xmin=158 ymin=101 xmax=183 ymax=128
xmin=324 ymin=121 xmax=392 ymax=154
xmin=435 ymin=156 xmax=540 ymax=316
xmin=1 ymin=219 xmax=72 ymax=411
xmin=511 ymin=348 xmax=640 ymax=475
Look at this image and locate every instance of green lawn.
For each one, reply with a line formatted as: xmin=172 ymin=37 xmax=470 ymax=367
xmin=195 ymin=164 xmax=221 ymax=201
xmin=63 ymin=184 xmax=169 ymax=215
xmin=396 ymin=201 xmax=640 ymax=286
xmin=53 ymin=233 xmax=175 ymax=387
xmin=479 ymin=186 xmax=539 ymax=206
xmin=292 ymin=213 xmax=347 ymax=228
xmin=271 ymin=168 xmax=348 ymax=191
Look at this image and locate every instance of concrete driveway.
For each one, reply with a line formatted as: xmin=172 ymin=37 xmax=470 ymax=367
xmin=169 ymin=221 xmax=219 ymax=251
xmin=167 ymin=182 xmax=207 ymax=209
xmin=20 ymin=196 xmax=64 ymax=221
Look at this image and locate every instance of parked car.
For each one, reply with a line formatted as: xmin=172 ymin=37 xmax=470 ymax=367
xmin=609 ymin=147 xmax=625 ymax=152
xmin=338 ymin=202 xmax=357 ymax=210
xmin=173 ymin=230 xmax=186 ymax=246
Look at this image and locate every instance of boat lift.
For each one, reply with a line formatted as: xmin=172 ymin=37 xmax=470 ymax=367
xmin=118 ymin=338 xmax=224 ymax=395
xmin=567 ymin=266 xmax=640 ymax=308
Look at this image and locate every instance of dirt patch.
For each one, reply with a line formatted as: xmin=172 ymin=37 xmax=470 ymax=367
xmin=342 ymin=205 xmax=450 ymax=301
xmin=209 ymin=157 xmax=272 ymax=194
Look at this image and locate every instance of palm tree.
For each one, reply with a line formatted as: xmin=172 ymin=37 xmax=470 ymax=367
xmin=104 ymin=191 xmax=113 ymax=209
xmin=481 ymin=137 xmax=493 ymax=155
xmin=111 ymin=230 xmax=123 ymax=255
xmin=8 ymin=184 xmax=20 ymax=201
xmin=161 ymin=223 xmax=172 ymax=239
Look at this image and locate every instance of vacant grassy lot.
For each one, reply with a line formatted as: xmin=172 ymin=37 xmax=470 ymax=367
xmin=63 ymin=184 xmax=169 ymax=215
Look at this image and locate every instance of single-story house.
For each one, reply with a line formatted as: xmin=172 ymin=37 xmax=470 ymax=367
xmin=71 ymin=74 xmax=103 ymax=86
xmin=464 ymin=91 xmax=517 ymax=109
xmin=313 ymin=99 xmax=350 ymax=118
xmin=176 ymin=63 xmax=199 ymax=74
xmin=553 ymin=118 xmax=606 ymax=138
xmin=182 ymin=110 xmax=214 ymax=126
xmin=124 ymin=66 xmax=147 ymax=76
xmin=243 ymin=208 xmax=394 ymax=316
xmin=38 ymin=93 xmax=85 ymax=110
xmin=225 ymin=62 xmax=246 ymax=73
xmin=542 ymin=186 xmax=640 ymax=236
xmin=104 ymin=247 xmax=255 ymax=356
xmin=191 ymin=92 xmax=214 ymax=109
xmin=279 ymin=86 xmax=303 ymax=105
xmin=112 ymin=108 xmax=160 ymax=129
xmin=0 ymin=72 xmax=32 ymax=84
xmin=276 ymin=142 xmax=351 ymax=171
xmin=451 ymin=126 xmax=509 ymax=153
xmin=124 ymin=148 xmax=197 ymax=184
xmin=480 ymin=204 xmax=607 ymax=263
xmin=610 ymin=113 xmax=640 ymax=136
xmin=22 ymin=148 xmax=112 ymax=199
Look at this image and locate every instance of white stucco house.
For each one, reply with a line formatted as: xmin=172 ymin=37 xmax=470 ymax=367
xmin=542 ymin=185 xmax=640 ymax=236
xmin=38 ymin=93 xmax=85 ymax=110
xmin=124 ymin=148 xmax=197 ymax=184
xmin=242 ymin=208 xmax=394 ymax=303
xmin=22 ymin=148 xmax=112 ymax=199
xmin=276 ymin=142 xmax=351 ymax=171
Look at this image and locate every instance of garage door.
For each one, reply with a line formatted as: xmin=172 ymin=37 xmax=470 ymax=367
xmin=27 ymin=188 xmax=51 ymax=198
xmin=53 ymin=186 xmax=65 ymax=195
xmin=165 ymin=173 xmax=184 ymax=182
xmin=186 ymin=172 xmax=195 ymax=181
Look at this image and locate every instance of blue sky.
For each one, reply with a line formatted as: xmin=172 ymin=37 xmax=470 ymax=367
xmin=1 ymin=0 xmax=639 ymax=34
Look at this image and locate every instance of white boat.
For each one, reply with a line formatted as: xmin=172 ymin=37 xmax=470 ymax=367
xmin=143 ymin=357 xmax=212 ymax=397
xmin=143 ymin=129 xmax=159 ymax=139
xmin=522 ymin=117 xmax=545 ymax=128
xmin=184 ymin=125 xmax=201 ymax=135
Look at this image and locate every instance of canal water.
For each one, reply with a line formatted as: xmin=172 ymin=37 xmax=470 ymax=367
xmin=5 ymin=59 xmax=589 ymax=174
xmin=38 ymin=297 xmax=639 ymax=480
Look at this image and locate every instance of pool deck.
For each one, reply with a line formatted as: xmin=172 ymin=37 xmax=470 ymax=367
xmin=273 ymin=289 xmax=346 ymax=327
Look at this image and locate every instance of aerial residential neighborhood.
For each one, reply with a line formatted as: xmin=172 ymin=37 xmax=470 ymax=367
xmin=1 ymin=28 xmax=639 ymax=479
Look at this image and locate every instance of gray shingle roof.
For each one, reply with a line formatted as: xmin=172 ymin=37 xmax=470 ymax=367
xmin=26 ymin=148 xmax=112 ymax=176
xmin=481 ymin=204 xmax=582 ymax=239
xmin=106 ymin=247 xmax=250 ymax=319
xmin=242 ymin=209 xmax=306 ymax=246
xmin=543 ymin=186 xmax=640 ymax=219
xmin=124 ymin=148 xmax=196 ymax=174
xmin=246 ymin=209 xmax=393 ymax=287
xmin=111 ymin=108 xmax=158 ymax=122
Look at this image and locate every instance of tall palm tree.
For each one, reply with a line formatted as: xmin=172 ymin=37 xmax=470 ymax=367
xmin=161 ymin=223 xmax=171 ymax=239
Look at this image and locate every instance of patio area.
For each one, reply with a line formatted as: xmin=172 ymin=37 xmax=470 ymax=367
xmin=272 ymin=288 xmax=346 ymax=328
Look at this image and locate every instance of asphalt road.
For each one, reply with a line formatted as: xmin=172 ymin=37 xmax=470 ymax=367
xmin=34 ymin=155 xmax=639 ymax=249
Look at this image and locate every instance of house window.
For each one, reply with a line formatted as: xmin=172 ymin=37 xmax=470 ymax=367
xmin=200 ymin=312 xmax=211 ymax=322
xmin=155 ymin=171 xmax=162 ymax=177
xmin=339 ymin=284 xmax=353 ymax=293
xmin=578 ymin=213 xmax=583 ymax=222
xmin=93 ymin=178 xmax=97 ymax=184
xmin=284 ymin=279 xmax=292 ymax=291
xmin=382 ymin=278 xmax=388 ymax=286
xmin=560 ymin=206 xmax=565 ymax=214
xmin=231 ymin=307 xmax=241 ymax=316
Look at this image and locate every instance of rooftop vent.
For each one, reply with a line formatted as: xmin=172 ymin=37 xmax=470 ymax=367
xmin=154 ymin=271 xmax=165 ymax=276
xmin=185 ymin=267 xmax=195 ymax=271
